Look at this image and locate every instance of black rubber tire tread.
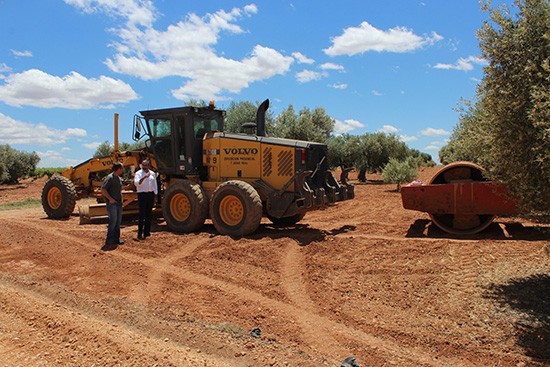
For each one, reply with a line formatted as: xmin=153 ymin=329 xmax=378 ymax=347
xmin=41 ymin=176 xmax=77 ymax=218
xmin=267 ymin=212 xmax=306 ymax=227
xmin=210 ymin=180 xmax=262 ymax=237
xmin=162 ymin=179 xmax=208 ymax=233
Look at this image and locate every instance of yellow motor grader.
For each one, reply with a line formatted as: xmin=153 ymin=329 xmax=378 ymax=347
xmin=41 ymin=99 xmax=354 ymax=236
xmin=41 ymin=113 xmax=155 ymax=222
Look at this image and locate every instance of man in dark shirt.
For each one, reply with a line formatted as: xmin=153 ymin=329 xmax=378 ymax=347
xmin=101 ymin=162 xmax=124 ymax=250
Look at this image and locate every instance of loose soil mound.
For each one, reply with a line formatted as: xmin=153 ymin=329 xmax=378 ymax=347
xmin=1 ymin=170 xmax=549 ymax=366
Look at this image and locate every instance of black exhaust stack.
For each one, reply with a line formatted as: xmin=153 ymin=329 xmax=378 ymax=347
xmin=256 ymin=99 xmax=269 ymax=137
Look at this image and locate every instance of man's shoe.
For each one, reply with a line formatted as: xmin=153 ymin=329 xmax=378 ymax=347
xmin=101 ymin=243 xmax=117 ymax=251
xmin=137 ymin=235 xmax=143 ymax=240
xmin=144 ymin=233 xmax=151 ymax=238
xmin=117 ymin=240 xmax=125 ymax=245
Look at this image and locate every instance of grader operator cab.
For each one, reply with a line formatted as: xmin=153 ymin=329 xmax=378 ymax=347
xmin=42 ymin=99 xmax=354 ymax=236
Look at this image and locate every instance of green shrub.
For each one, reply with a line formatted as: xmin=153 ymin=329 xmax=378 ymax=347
xmin=382 ymin=158 xmax=418 ymax=191
xmin=33 ymin=167 xmax=67 ymax=178
xmin=0 ymin=145 xmax=40 ymax=184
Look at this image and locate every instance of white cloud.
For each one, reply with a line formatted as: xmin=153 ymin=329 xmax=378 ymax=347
xmin=433 ymin=56 xmax=488 ymax=71
xmin=0 ymin=64 xmax=11 ymax=80
xmin=0 ymin=69 xmax=138 ymax=109
xmin=330 ymin=83 xmax=348 ymax=90
xmin=11 ymin=49 xmax=33 ymax=57
xmin=324 ymin=21 xmax=443 ymax=56
xmin=64 ymin=0 xmax=158 ymax=27
xmin=36 ymin=149 xmax=82 ymax=168
xmin=420 ymin=127 xmax=450 ymax=136
xmin=0 ymin=64 xmax=11 ymax=73
xmin=292 ymin=52 xmax=314 ymax=64
xmin=372 ymin=90 xmax=383 ymax=96
xmin=0 ymin=113 xmax=88 ymax=145
xmin=295 ymin=70 xmax=327 ymax=83
xmin=399 ymin=134 xmax=417 ymax=142
xmin=81 ymin=3 xmax=293 ymax=101
xmin=83 ymin=141 xmax=102 ymax=149
xmin=334 ymin=119 xmax=365 ymax=134
xmin=320 ymin=62 xmax=344 ymax=71
xmin=378 ymin=124 xmax=399 ymax=133
xmin=424 ymin=145 xmax=440 ymax=151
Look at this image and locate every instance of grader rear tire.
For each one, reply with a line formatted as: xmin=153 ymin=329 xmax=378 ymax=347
xmin=210 ymin=181 xmax=262 ymax=237
xmin=41 ymin=176 xmax=77 ymax=218
xmin=428 ymin=161 xmax=495 ymax=235
xmin=162 ymin=180 xmax=208 ymax=233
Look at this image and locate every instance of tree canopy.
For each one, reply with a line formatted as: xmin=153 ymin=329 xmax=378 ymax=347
xmin=440 ymin=0 xmax=550 ymax=218
xmin=224 ymin=100 xmax=276 ymax=134
xmin=93 ymin=140 xmax=146 ymax=158
xmin=327 ymin=132 xmax=434 ymax=182
xmin=0 ymin=145 xmax=40 ymax=184
xmin=272 ymin=105 xmax=335 ymax=143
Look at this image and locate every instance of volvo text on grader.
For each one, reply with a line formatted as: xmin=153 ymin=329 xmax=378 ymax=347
xmin=41 ymin=99 xmax=355 ymax=236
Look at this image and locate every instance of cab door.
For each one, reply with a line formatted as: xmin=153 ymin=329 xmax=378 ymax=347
xmin=146 ymin=115 xmax=176 ymax=174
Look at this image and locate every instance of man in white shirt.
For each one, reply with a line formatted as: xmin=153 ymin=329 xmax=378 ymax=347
xmin=134 ymin=159 xmax=158 ymax=240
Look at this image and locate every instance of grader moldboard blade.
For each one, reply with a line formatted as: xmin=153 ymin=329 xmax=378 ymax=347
xmin=401 ymin=161 xmax=518 ymax=235
xmin=78 ymin=191 xmax=141 ymax=224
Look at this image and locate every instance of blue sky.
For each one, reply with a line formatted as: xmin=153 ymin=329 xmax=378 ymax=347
xmin=0 ymin=0 xmax=509 ymax=167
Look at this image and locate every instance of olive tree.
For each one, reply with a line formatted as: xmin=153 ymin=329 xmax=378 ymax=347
xmin=441 ymin=0 xmax=550 ymax=218
xmin=0 ymin=145 xmax=40 ymax=184
xmin=223 ymin=100 xmax=274 ymax=134
xmin=382 ymin=157 xmax=418 ymax=192
xmin=93 ymin=140 xmax=146 ymax=158
xmin=274 ymin=105 xmax=334 ymax=143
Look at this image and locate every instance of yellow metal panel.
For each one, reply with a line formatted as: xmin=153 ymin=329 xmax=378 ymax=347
xmin=203 ymin=135 xmax=296 ymax=192
xmin=261 ymin=144 xmax=295 ymax=191
xmin=203 ymin=137 xmax=221 ymax=181
xmin=219 ymin=138 xmax=261 ymax=179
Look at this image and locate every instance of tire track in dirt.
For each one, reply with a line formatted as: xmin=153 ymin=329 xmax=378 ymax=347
xmin=0 ymin=279 xmax=241 ymax=367
xmin=446 ymin=243 xmax=479 ymax=302
xmin=2 ymin=215 xmax=102 ymax=252
xmin=279 ymin=240 xmax=345 ymax=357
xmin=344 ymin=232 xmax=473 ymax=244
xmin=1 ymin=212 xmax=482 ymax=366
xmin=126 ymin=236 xmax=213 ymax=304
xmin=122 ymin=251 xmax=478 ymax=367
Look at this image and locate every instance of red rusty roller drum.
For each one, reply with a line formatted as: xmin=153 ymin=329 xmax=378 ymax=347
xmin=401 ymin=161 xmax=518 ymax=235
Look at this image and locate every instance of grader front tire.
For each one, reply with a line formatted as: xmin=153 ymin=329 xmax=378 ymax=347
xmin=210 ymin=181 xmax=262 ymax=237
xmin=41 ymin=176 xmax=77 ymax=218
xmin=162 ymin=180 xmax=208 ymax=233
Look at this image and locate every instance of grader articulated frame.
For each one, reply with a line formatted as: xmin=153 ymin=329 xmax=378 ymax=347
xmin=41 ymin=114 xmax=154 ymax=223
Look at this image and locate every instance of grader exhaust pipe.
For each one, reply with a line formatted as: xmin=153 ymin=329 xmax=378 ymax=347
xmin=401 ymin=161 xmax=518 ymax=235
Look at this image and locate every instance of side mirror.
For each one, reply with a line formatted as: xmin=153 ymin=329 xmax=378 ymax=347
xmin=133 ymin=115 xmax=144 ymax=141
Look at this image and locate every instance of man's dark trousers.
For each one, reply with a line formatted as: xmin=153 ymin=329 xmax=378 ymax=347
xmin=138 ymin=192 xmax=155 ymax=237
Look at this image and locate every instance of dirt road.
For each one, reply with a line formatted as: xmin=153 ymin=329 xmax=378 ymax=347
xmin=1 ymin=170 xmax=549 ymax=366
